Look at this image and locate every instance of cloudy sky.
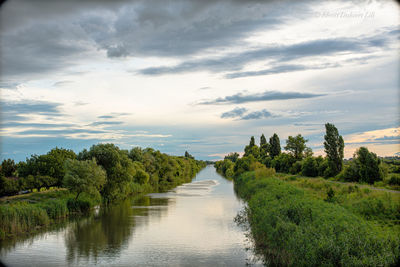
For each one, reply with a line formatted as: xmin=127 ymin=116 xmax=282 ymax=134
xmin=0 ymin=0 xmax=399 ymax=162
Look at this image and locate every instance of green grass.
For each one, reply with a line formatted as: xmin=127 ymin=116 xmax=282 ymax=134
xmin=277 ymin=174 xmax=400 ymax=224
xmin=234 ymin=171 xmax=400 ymax=266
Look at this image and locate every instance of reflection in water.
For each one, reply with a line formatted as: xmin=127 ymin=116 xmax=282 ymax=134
xmin=1 ymin=166 xmax=261 ymax=266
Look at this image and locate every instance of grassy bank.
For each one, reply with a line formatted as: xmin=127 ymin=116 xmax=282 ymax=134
xmin=0 ymin=190 xmax=99 ymax=240
xmin=276 ymin=174 xmax=400 ymax=225
xmin=234 ymin=171 xmax=400 ymax=266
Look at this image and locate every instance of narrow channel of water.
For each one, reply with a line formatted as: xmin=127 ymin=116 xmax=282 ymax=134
xmin=0 ymin=166 xmax=261 ymax=266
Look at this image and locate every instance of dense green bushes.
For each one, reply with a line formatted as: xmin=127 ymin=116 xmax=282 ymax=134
xmin=234 ymin=172 xmax=400 ymax=266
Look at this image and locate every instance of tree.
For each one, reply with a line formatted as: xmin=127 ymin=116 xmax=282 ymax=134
xmin=260 ymin=134 xmax=267 ymax=146
xmin=78 ymin=144 xmax=135 ymax=203
xmin=324 ymin=123 xmax=344 ymax=176
xmin=244 ymin=136 xmax=260 ymax=158
xmin=63 ymin=158 xmax=106 ymax=200
xmin=351 ymin=147 xmax=383 ymax=184
xmin=1 ymin=159 xmax=16 ymax=177
xmin=224 ymin=152 xmax=239 ymax=163
xmin=249 ymin=136 xmax=255 ymax=147
xmin=128 ymin=147 xmax=143 ymax=162
xmin=285 ymin=134 xmax=308 ymax=160
xmin=184 ymin=151 xmax=194 ymax=159
xmin=269 ymin=133 xmax=281 ymax=158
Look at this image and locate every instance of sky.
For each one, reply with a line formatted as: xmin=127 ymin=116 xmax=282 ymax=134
xmin=0 ymin=0 xmax=399 ymax=162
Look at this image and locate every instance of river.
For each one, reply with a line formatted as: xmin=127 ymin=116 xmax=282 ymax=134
xmin=0 ymin=166 xmax=261 ymax=266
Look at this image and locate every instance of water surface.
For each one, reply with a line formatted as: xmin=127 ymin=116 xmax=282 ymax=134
xmin=1 ymin=166 xmax=260 ymax=266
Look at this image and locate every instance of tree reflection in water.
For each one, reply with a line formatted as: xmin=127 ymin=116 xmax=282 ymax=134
xmin=65 ymin=196 xmax=170 ymax=265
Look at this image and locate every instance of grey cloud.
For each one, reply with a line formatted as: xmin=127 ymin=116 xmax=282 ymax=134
xmin=98 ymin=115 xmax=115 ymax=119
xmin=0 ymin=0 xmax=299 ymax=77
xmin=241 ymin=109 xmax=273 ymax=120
xmin=89 ymin=121 xmax=124 ymax=126
xmin=53 ymin=80 xmax=74 ymax=87
xmin=225 ymin=63 xmax=340 ymax=79
xmin=220 ymin=107 xmax=274 ymax=120
xmin=0 ymin=81 xmax=21 ymax=89
xmin=1 ymin=122 xmax=74 ymax=128
xmin=200 ymin=90 xmax=325 ymax=105
xmin=1 ymin=100 xmax=63 ymax=119
xmin=220 ymin=107 xmax=248 ymax=118
xmin=138 ymin=32 xmax=392 ymax=76
xmin=16 ymin=129 xmax=107 ymax=136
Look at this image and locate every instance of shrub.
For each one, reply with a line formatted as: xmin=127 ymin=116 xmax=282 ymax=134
xmin=301 ymin=157 xmax=318 ymax=177
xmin=388 ymin=174 xmax=400 ymax=186
xmin=289 ymin=161 xmax=302 ymax=174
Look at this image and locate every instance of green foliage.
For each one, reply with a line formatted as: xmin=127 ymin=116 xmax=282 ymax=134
xmin=269 ymin=133 xmax=281 ymax=158
xmin=324 ymin=123 xmax=344 ymax=176
xmin=301 ymin=156 xmax=318 ymax=177
xmin=1 ymin=159 xmax=16 ymax=177
xmin=388 ymin=174 xmax=400 ymax=185
xmin=285 ymin=134 xmax=309 ymax=160
xmin=184 ymin=151 xmax=195 ymax=159
xmin=78 ymin=144 xmax=136 ymax=203
xmin=289 ymin=160 xmax=302 ymax=174
xmin=17 ymin=148 xmax=76 ymax=186
xmin=340 ymin=147 xmax=384 ymax=184
xmin=224 ymin=152 xmax=239 ymax=163
xmin=234 ymin=155 xmax=256 ymax=176
xmin=271 ymin=153 xmax=296 ymax=173
xmin=63 ymin=158 xmax=106 ymax=200
xmin=234 ymin=172 xmax=400 ymax=266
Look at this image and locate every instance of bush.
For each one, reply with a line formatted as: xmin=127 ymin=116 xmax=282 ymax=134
xmin=301 ymin=157 xmax=318 ymax=177
xmin=289 ymin=161 xmax=302 ymax=174
xmin=388 ymin=174 xmax=400 ymax=186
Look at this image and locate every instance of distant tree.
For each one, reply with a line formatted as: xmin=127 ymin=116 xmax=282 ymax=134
xmin=129 ymin=147 xmax=143 ymax=162
xmin=269 ymin=133 xmax=281 ymax=158
xmin=351 ymin=147 xmax=383 ymax=184
xmin=324 ymin=123 xmax=344 ymax=176
xmin=63 ymin=158 xmax=106 ymax=200
xmin=285 ymin=134 xmax=308 ymax=160
xmin=224 ymin=152 xmax=239 ymax=163
xmin=244 ymin=136 xmax=259 ymax=158
xmin=1 ymin=159 xmax=16 ymax=177
xmin=260 ymin=134 xmax=267 ymax=146
xmin=184 ymin=151 xmax=194 ymax=159
xmin=249 ymin=136 xmax=255 ymax=147
xmin=78 ymin=143 xmax=135 ymax=203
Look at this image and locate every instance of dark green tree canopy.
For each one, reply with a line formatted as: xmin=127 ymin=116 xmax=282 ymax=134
xmin=63 ymin=158 xmax=106 ymax=200
xmin=1 ymin=159 xmax=16 ymax=177
xmin=260 ymin=134 xmax=267 ymax=146
xmin=324 ymin=123 xmax=344 ymax=176
xmin=224 ymin=152 xmax=239 ymax=163
xmin=284 ymin=134 xmax=308 ymax=160
xmin=269 ymin=133 xmax=281 ymax=158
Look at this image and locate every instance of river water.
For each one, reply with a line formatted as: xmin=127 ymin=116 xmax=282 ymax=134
xmin=0 ymin=166 xmax=261 ymax=266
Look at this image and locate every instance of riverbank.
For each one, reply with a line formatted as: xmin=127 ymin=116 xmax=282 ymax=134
xmin=0 ymin=163 xmax=206 ymax=240
xmin=233 ymin=171 xmax=400 ymax=266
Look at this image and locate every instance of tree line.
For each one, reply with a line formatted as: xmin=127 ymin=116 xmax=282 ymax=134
xmin=216 ymin=123 xmax=390 ymax=184
xmin=0 ymin=144 xmax=206 ymax=202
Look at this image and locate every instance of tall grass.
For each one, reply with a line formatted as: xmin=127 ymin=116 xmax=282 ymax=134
xmin=234 ymin=171 xmax=400 ymax=266
xmin=0 ymin=192 xmax=97 ymax=240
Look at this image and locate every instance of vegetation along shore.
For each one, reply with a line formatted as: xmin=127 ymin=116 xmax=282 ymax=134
xmin=0 ymin=144 xmax=206 ymax=240
xmin=215 ymin=123 xmax=400 ymax=266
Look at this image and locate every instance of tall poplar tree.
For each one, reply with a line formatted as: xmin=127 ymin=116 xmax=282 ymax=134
xmin=324 ymin=123 xmax=344 ymax=176
xmin=269 ymin=133 xmax=281 ymax=158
